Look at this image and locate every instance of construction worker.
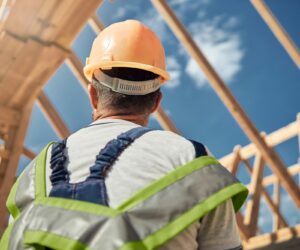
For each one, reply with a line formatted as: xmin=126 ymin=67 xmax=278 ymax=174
xmin=0 ymin=20 xmax=247 ymax=250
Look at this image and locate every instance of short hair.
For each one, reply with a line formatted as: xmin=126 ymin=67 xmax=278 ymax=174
xmin=92 ymin=68 xmax=161 ymax=115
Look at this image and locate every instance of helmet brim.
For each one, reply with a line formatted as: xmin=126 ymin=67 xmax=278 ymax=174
xmin=83 ymin=61 xmax=171 ymax=83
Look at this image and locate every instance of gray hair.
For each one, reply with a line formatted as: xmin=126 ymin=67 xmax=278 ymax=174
xmin=92 ymin=77 xmax=160 ymax=115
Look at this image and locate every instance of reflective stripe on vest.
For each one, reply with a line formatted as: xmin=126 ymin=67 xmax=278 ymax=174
xmin=1 ymin=143 xmax=248 ymax=250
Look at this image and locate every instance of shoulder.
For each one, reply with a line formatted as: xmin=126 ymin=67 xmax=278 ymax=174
xmin=137 ymin=129 xmax=208 ymax=161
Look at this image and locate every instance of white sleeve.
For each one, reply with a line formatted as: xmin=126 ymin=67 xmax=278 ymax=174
xmin=197 ymin=199 xmax=242 ymax=250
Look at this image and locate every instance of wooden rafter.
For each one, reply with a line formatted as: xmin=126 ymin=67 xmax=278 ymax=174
xmin=154 ymin=106 xmax=180 ymax=134
xmin=229 ymin=146 xmax=241 ymax=175
xmin=244 ymin=154 xmax=265 ymax=236
xmin=273 ymin=179 xmax=281 ymax=231
xmin=265 ymin=163 xmax=299 ymax=188
xmin=243 ymin=159 xmax=288 ymax=229
xmin=88 ymin=13 xmax=105 ymax=34
xmin=251 ymin=0 xmax=300 ymax=68
xmin=36 ymin=91 xmax=70 ymax=138
xmin=66 ymin=50 xmax=89 ymax=92
xmin=220 ymin=119 xmax=299 ymax=166
xmin=22 ymin=147 xmax=36 ymax=160
xmin=0 ymin=101 xmax=33 ymax=232
xmin=244 ymin=225 xmax=300 ymax=249
xmin=151 ymin=0 xmax=300 ymax=209
xmin=0 ymin=105 xmax=21 ymax=126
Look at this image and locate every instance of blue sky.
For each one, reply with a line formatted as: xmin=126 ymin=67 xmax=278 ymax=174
xmin=21 ymin=0 xmax=300 ymax=233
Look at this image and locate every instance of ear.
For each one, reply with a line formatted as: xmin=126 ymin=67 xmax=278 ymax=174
xmin=150 ymin=91 xmax=163 ymax=114
xmin=88 ymin=84 xmax=99 ymax=110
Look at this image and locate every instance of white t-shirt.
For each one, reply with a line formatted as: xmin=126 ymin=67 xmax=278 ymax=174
xmin=44 ymin=119 xmax=241 ymax=250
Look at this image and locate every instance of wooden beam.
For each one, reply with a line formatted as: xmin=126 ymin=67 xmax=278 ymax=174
xmin=154 ymin=106 xmax=180 ymax=134
xmin=220 ymin=120 xmax=298 ymax=166
xmin=0 ymin=105 xmax=21 ymax=126
xmin=88 ymin=13 xmax=104 ymax=34
xmin=251 ymin=0 xmax=300 ymax=68
xmin=261 ymin=163 xmax=300 ymax=188
xmin=65 ymin=50 xmax=89 ymax=93
xmin=273 ymin=179 xmax=281 ymax=231
xmin=244 ymin=224 xmax=300 ymax=250
xmin=150 ymin=0 xmax=300 ymax=208
xmin=297 ymin=113 xmax=300 ymax=159
xmin=244 ymin=154 xmax=265 ymax=236
xmin=229 ymin=146 xmax=241 ymax=175
xmin=244 ymin=159 xmax=288 ymax=229
xmin=0 ymin=101 xmax=34 ymax=233
xmin=0 ymin=145 xmax=9 ymax=160
xmin=22 ymin=147 xmax=36 ymax=160
xmin=36 ymin=91 xmax=70 ymax=138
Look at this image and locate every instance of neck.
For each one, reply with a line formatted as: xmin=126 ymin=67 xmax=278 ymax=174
xmin=93 ymin=111 xmax=149 ymax=127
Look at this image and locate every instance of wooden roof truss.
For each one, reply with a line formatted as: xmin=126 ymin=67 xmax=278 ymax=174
xmin=0 ymin=0 xmax=299 ymax=248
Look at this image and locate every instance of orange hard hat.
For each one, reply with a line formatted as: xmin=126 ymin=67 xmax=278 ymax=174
xmin=83 ymin=20 xmax=170 ymax=83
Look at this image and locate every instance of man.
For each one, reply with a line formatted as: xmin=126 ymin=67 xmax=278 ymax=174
xmin=0 ymin=20 xmax=247 ymax=250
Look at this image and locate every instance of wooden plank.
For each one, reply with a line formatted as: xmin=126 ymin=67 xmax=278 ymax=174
xmin=261 ymin=163 xmax=300 ymax=188
xmin=0 ymin=105 xmax=20 ymax=126
xmin=229 ymin=146 xmax=241 ymax=175
xmin=0 ymin=145 xmax=9 ymax=160
xmin=0 ymin=31 xmax=25 ymax=103
xmin=0 ymin=128 xmax=15 ymax=190
xmin=0 ymin=101 xmax=33 ymax=233
xmin=65 ymin=50 xmax=89 ymax=93
xmin=28 ymin=0 xmax=65 ymax=40
xmin=273 ymin=179 xmax=281 ymax=231
xmin=251 ymin=0 xmax=300 ymax=68
xmin=244 ymin=159 xmax=288 ymax=229
xmin=244 ymin=154 xmax=265 ymax=236
xmin=9 ymin=43 xmax=67 ymax=108
xmin=151 ymin=0 xmax=300 ymax=209
xmin=220 ymin=120 xmax=298 ymax=167
xmin=0 ymin=31 xmax=25 ymax=82
xmin=0 ymin=124 xmax=9 ymax=139
xmin=244 ymin=224 xmax=300 ymax=250
xmin=55 ymin=0 xmax=103 ymax=46
xmin=154 ymin=106 xmax=180 ymax=134
xmin=0 ymin=39 xmax=44 ymax=106
xmin=36 ymin=91 xmax=70 ymax=138
xmin=0 ymin=0 xmax=16 ymax=31
xmin=2 ymin=0 xmax=44 ymax=37
xmin=297 ymin=113 xmax=300 ymax=158
xmin=22 ymin=147 xmax=36 ymax=160
xmin=88 ymin=13 xmax=105 ymax=34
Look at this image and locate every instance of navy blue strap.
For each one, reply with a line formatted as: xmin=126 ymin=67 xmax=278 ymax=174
xmin=88 ymin=127 xmax=152 ymax=180
xmin=189 ymin=140 xmax=208 ymax=158
xmin=50 ymin=138 xmax=69 ymax=185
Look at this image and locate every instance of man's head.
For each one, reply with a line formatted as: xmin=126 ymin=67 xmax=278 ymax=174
xmin=84 ymin=20 xmax=170 ymax=123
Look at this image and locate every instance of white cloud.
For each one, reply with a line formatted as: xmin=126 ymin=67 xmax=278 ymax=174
xmin=141 ymin=9 xmax=171 ymax=43
xmin=224 ymin=16 xmax=239 ymax=29
xmin=185 ymin=18 xmax=244 ymax=88
xmin=281 ymin=191 xmax=300 ymax=225
xmin=165 ymin=56 xmax=181 ymax=88
xmin=170 ymin=0 xmax=211 ymax=7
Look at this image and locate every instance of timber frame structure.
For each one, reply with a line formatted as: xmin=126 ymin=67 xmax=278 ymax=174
xmin=0 ymin=0 xmax=299 ymax=249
